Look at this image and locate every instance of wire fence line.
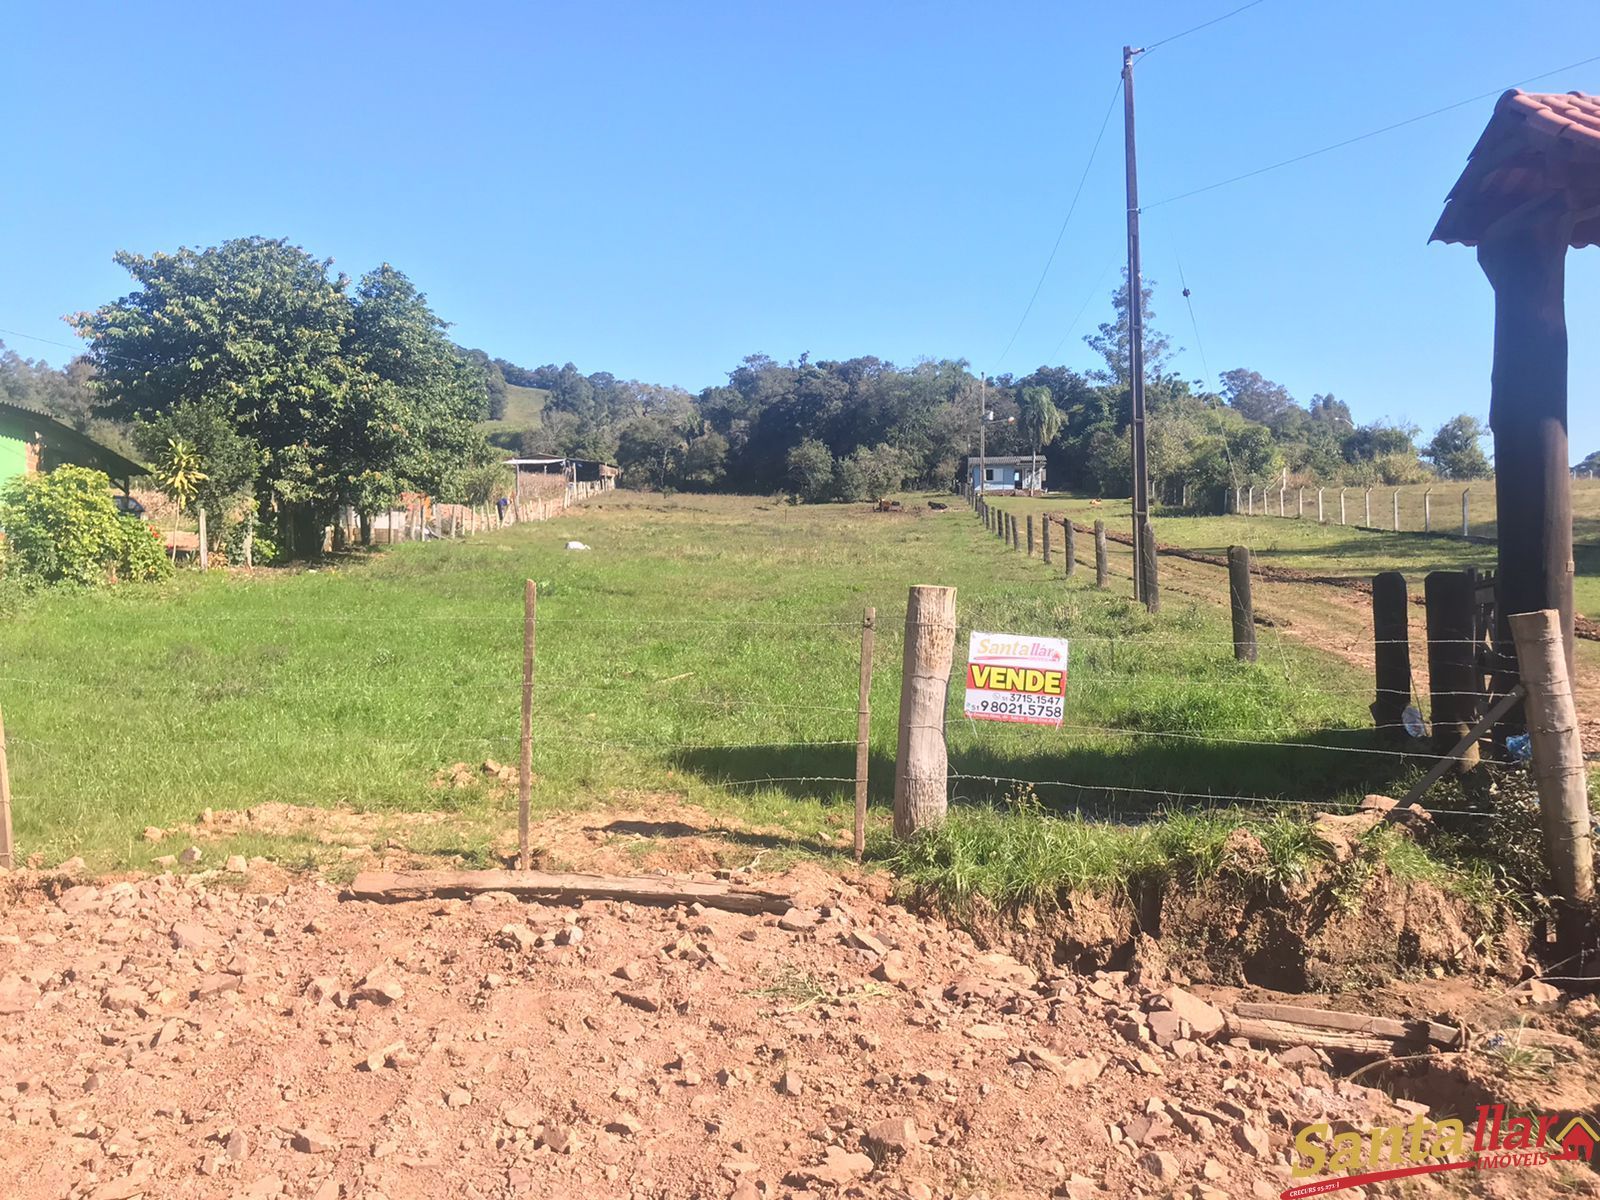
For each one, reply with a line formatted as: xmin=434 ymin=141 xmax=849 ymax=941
xmin=1 ymin=498 xmax=1518 ymax=870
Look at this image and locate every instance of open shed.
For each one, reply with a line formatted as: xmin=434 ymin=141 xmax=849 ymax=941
xmin=0 ymin=399 xmax=148 ymax=497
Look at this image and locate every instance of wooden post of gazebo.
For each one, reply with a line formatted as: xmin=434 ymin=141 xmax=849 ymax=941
xmin=1431 ymin=89 xmax=1599 ymax=683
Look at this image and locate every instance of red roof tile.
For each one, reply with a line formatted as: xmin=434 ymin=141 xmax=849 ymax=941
xmin=1431 ymin=90 xmax=1600 ymax=248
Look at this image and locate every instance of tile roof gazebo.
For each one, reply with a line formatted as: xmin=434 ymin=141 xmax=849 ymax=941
xmin=1430 ymin=89 xmax=1600 ymax=677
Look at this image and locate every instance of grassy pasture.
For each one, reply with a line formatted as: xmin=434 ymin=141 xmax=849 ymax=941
xmin=0 ymin=492 xmax=1416 ymax=874
xmin=478 ymin=382 xmax=549 ymax=442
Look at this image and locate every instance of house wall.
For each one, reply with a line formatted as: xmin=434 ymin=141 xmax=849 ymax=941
xmin=0 ymin=411 xmax=35 ymax=491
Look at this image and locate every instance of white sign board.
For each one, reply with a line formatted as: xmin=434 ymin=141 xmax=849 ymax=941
xmin=962 ymin=631 xmax=1069 ymax=727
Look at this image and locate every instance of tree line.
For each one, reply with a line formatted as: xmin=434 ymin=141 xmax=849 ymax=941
xmin=510 ymin=274 xmax=1498 ymax=503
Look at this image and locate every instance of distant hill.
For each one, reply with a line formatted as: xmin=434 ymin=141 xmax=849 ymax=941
xmin=479 ymin=383 xmax=550 ymax=452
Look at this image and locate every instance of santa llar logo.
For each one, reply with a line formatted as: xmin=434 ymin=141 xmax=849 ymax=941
xmin=1283 ymin=1107 xmax=1598 ymax=1198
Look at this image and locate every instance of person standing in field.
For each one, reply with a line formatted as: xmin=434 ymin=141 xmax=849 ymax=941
xmin=496 ymin=495 xmax=509 ymax=525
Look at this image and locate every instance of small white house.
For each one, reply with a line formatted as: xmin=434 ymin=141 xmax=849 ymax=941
xmin=968 ymin=455 xmax=1046 ymax=494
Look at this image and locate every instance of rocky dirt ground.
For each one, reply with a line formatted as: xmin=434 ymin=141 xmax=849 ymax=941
xmin=2 ymin=810 xmax=1598 ymax=1200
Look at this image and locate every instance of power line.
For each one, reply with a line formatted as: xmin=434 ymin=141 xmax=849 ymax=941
xmin=1145 ymin=53 xmax=1600 ymax=210
xmin=993 ymin=78 xmax=1124 ymax=372
xmin=1142 ymin=0 xmax=1272 ymax=55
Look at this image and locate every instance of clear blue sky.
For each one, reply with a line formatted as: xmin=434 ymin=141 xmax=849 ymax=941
xmin=4 ymin=1 xmax=1597 ymax=459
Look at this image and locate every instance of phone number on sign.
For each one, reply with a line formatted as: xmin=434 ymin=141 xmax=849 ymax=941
xmin=967 ymin=695 xmax=1064 ymax=720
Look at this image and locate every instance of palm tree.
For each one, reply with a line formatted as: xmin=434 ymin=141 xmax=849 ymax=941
xmin=154 ymin=437 xmax=208 ymax=562
xmin=1018 ymin=387 xmax=1063 ymax=494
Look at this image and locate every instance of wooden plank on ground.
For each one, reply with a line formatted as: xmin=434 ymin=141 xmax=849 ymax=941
xmin=347 ymin=869 xmax=793 ymax=915
xmin=1231 ymin=1002 xmax=1462 ymax=1049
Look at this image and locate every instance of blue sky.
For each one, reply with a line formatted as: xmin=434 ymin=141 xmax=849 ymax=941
xmin=4 ymin=1 xmax=1597 ymax=458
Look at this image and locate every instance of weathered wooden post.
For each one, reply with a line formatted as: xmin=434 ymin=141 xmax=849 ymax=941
xmin=519 ymin=580 xmax=537 ymax=871
xmin=1510 ymin=608 xmax=1594 ymax=948
xmin=853 ymin=607 xmax=876 ymax=862
xmin=1041 ymin=516 xmax=1052 ymax=565
xmin=1094 ymin=520 xmax=1108 ymax=589
xmin=1424 ymin=571 xmax=1484 ymax=770
xmin=1461 ymin=488 xmax=1470 ymax=537
xmin=1297 ymin=487 xmax=1305 ymax=518
xmin=1372 ymin=571 xmax=1412 ymax=734
xmin=1064 ymin=520 xmax=1077 ymax=578
xmin=1424 ymin=488 xmax=1433 ymax=533
xmin=0 ymin=702 xmax=12 ymax=869
xmin=1140 ymin=521 xmax=1160 ymax=613
xmin=1228 ymin=546 xmax=1257 ymax=663
xmin=1317 ymin=488 xmax=1324 ymax=523
xmin=1364 ymin=487 xmax=1373 ymax=527
xmin=1339 ymin=488 xmax=1346 ymax=525
xmin=1392 ymin=488 xmax=1401 ymax=532
xmin=197 ymin=508 xmax=209 ymax=570
xmin=893 ymin=586 xmax=957 ymax=839
xmin=1026 ymin=514 xmax=1035 ymax=557
xmin=1010 ymin=514 xmax=1020 ymax=552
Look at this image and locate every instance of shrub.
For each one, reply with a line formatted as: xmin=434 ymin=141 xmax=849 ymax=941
xmin=0 ymin=466 xmax=173 ymax=586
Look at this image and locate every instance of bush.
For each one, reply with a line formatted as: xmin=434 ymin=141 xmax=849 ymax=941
xmin=0 ymin=466 xmax=173 ymax=586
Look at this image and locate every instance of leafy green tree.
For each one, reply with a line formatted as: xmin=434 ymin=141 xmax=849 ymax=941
xmin=1083 ymin=270 xmax=1175 ymax=385
xmin=134 ymin=403 xmax=257 ymax=543
xmin=1220 ymin=369 xmax=1298 ymax=429
xmin=1423 ymin=415 xmax=1492 ymax=480
xmin=786 ymin=438 xmax=835 ymax=502
xmin=71 ymin=237 xmax=359 ymax=556
xmin=616 ymin=413 xmax=683 ymax=490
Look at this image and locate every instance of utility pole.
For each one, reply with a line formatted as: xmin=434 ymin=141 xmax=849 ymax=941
xmin=1123 ymin=44 xmax=1156 ymax=610
xmin=977 ymin=373 xmax=988 ymax=498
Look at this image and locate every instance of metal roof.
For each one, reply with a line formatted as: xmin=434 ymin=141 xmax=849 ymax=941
xmin=1432 ymin=90 xmax=1600 ymax=248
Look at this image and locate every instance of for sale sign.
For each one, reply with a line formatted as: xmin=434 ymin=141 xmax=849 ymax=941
xmin=963 ymin=632 xmax=1069 ymax=726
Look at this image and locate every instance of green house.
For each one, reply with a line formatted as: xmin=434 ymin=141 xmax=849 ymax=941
xmin=0 ymin=400 xmax=148 ymax=496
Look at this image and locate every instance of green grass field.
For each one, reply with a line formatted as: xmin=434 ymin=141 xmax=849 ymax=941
xmin=478 ymin=382 xmax=549 ymax=443
xmin=0 ymin=492 xmax=1424 ymax=874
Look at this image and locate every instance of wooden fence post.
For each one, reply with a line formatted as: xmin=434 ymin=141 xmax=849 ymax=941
xmin=854 ymin=608 xmax=876 ymax=862
xmin=1339 ymin=488 xmax=1346 ymax=526
xmin=1423 ymin=489 xmax=1433 ymax=534
xmin=1026 ymin=514 xmax=1035 ymax=557
xmin=1010 ymin=515 xmax=1020 ymax=552
xmin=1041 ymin=516 xmax=1052 ymax=564
xmin=893 ymin=585 xmax=957 ymax=839
xmin=1424 ymin=571 xmax=1483 ymax=770
xmin=1509 ymin=608 xmax=1595 ymax=948
xmin=1365 ymin=488 xmax=1373 ymax=528
xmin=519 ymin=580 xmax=537 ymax=871
xmin=197 ymin=508 xmax=209 ymax=570
xmin=1229 ymin=546 xmax=1257 ymax=663
xmin=1372 ymin=571 xmax=1411 ymax=734
xmin=1392 ymin=488 xmax=1401 ymax=532
xmin=1064 ymin=520 xmax=1077 ymax=578
xmin=1094 ymin=520 xmax=1108 ymax=589
xmin=1140 ymin=520 xmax=1160 ymax=613
xmin=0 ymin=702 xmax=13 ymax=869
xmin=1317 ymin=488 xmax=1324 ymax=523
xmin=1461 ymin=488 xmax=1470 ymax=537
xmin=1297 ymin=487 xmax=1304 ymax=518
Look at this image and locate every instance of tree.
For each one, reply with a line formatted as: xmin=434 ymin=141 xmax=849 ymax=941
xmin=1083 ymin=270 xmax=1175 ymax=385
xmin=152 ymin=437 xmax=207 ymax=561
xmin=786 ymin=438 xmax=835 ymax=502
xmin=1018 ymin=386 xmax=1063 ymax=481
xmin=1220 ymin=369 xmax=1298 ymax=429
xmin=616 ymin=413 xmax=683 ymax=490
xmin=134 ymin=404 xmax=257 ymax=550
xmin=72 ymin=238 xmax=359 ymax=556
xmin=1424 ymin=415 xmax=1492 ymax=480
xmin=72 ymin=240 xmax=488 ymax=557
